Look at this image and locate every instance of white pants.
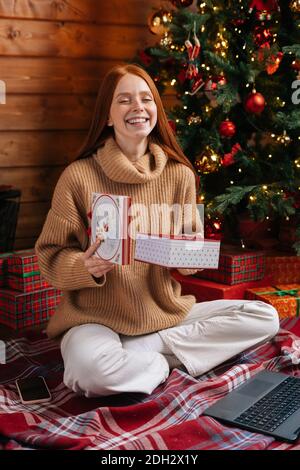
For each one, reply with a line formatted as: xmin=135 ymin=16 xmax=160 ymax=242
xmin=60 ymin=300 xmax=279 ymax=397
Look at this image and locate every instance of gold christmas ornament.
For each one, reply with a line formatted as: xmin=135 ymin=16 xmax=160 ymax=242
xmin=195 ymin=146 xmax=221 ymax=174
xmin=290 ymin=1 xmax=300 ymax=13
xmin=148 ymin=10 xmax=172 ymax=35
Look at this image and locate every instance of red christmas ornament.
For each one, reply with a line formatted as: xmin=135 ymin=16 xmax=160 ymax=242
xmin=222 ymin=153 xmax=235 ymax=167
xmin=171 ymin=0 xmax=193 ymax=7
xmin=205 ymin=79 xmax=218 ymax=93
xmin=185 ymin=33 xmax=201 ymax=80
xmin=191 ymin=74 xmax=204 ymax=94
xmin=217 ymin=75 xmax=227 ymax=87
xmin=219 ymin=120 xmax=236 ymax=138
xmin=221 ymin=143 xmax=242 ymax=166
xmin=254 ymin=26 xmax=273 ymax=47
xmin=256 ymin=42 xmax=270 ymax=63
xmin=244 ymin=91 xmax=266 ymax=114
xmin=266 ymin=51 xmax=283 ymax=75
xmin=249 ymin=0 xmax=280 ymax=21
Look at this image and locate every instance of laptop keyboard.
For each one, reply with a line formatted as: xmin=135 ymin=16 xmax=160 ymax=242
xmin=234 ymin=376 xmax=300 ymax=432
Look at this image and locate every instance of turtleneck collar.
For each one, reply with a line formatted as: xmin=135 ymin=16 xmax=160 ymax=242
xmin=94 ymin=136 xmax=169 ymax=184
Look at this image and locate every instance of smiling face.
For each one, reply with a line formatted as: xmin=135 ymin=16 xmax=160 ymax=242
xmin=107 ymin=73 xmax=157 ymax=144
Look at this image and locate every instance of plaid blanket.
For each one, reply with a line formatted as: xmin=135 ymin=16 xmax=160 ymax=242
xmin=1 ymin=319 xmax=300 ymax=450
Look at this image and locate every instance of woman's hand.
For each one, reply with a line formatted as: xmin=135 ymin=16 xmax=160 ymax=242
xmin=177 ymin=268 xmax=204 ymax=276
xmin=82 ymin=238 xmax=115 ymax=278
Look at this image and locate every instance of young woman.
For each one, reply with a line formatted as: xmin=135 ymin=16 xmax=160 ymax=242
xmin=35 ymin=64 xmax=279 ymax=397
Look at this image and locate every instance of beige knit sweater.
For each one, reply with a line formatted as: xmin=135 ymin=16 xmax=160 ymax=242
xmin=35 ymin=137 xmax=202 ymax=340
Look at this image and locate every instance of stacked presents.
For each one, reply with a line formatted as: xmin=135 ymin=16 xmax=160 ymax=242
xmin=245 ymin=253 xmax=300 ymax=319
xmin=172 ymin=245 xmax=300 ymax=319
xmin=0 ymin=249 xmax=62 ymax=330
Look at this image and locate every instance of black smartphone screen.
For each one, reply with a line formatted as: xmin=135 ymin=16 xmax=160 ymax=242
xmin=16 ymin=376 xmax=51 ymax=401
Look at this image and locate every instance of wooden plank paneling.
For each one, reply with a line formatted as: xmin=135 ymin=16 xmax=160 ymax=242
xmin=0 ymin=0 xmax=162 ymax=25
xmin=1 ymin=166 xmax=64 ymax=203
xmin=0 ymin=57 xmax=112 ymax=94
xmin=0 ymin=19 xmax=156 ymax=59
xmin=161 ymin=94 xmax=179 ymax=109
xmin=13 ymin=237 xmax=37 ymax=250
xmin=16 ymin=201 xmax=50 ymax=238
xmin=0 ymin=94 xmax=95 ymax=130
xmin=0 ymin=130 xmax=86 ymax=166
xmin=0 ymin=57 xmax=178 ymax=96
xmin=0 ymin=93 xmax=177 ymax=132
xmin=0 ymin=0 xmax=171 ymax=249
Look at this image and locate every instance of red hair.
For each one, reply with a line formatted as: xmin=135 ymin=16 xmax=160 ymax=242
xmin=76 ymin=63 xmax=198 ymax=189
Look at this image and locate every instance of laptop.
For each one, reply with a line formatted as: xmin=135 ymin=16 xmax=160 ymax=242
xmin=203 ymin=370 xmax=300 ymax=443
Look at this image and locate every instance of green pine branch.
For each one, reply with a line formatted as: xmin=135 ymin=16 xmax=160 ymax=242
xmin=283 ymin=44 xmax=300 ymax=58
xmin=275 ymin=110 xmax=300 ymax=130
xmin=215 ymin=83 xmax=240 ymax=113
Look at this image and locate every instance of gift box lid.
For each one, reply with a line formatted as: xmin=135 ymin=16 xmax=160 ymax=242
xmin=0 ymin=252 xmax=14 ymax=259
xmin=7 ymin=249 xmax=37 ymax=266
xmin=0 ymin=287 xmax=61 ymax=302
xmin=136 ymin=232 xmax=213 ymax=242
xmin=246 ymin=284 xmax=300 ymax=296
xmin=217 ymin=245 xmax=265 ymax=270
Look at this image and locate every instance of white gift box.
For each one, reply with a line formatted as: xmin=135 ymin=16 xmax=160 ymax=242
xmin=134 ymin=233 xmax=220 ymax=269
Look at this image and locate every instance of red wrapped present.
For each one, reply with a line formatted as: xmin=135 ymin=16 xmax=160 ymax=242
xmin=245 ymin=284 xmax=300 ymax=319
xmin=265 ymin=253 xmax=300 ymax=284
xmin=171 ymin=270 xmax=273 ymax=302
xmin=196 ymin=245 xmax=265 ymax=285
xmin=7 ymin=249 xmax=51 ymax=293
xmin=0 ymin=252 xmax=13 ymax=287
xmin=0 ymin=287 xmax=62 ymax=330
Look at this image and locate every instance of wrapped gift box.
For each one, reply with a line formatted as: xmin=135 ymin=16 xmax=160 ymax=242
xmin=265 ymin=253 xmax=300 ymax=284
xmin=196 ymin=245 xmax=265 ymax=285
xmin=0 ymin=287 xmax=62 ymax=330
xmin=245 ymin=284 xmax=300 ymax=319
xmin=7 ymin=273 xmax=50 ymax=293
xmin=6 ymin=249 xmax=51 ymax=293
xmin=0 ymin=252 xmax=13 ymax=287
xmin=135 ymin=234 xmax=220 ymax=269
xmin=172 ymin=270 xmax=273 ymax=302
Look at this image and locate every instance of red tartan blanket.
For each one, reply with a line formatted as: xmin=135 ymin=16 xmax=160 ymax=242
xmin=1 ymin=319 xmax=300 ymax=450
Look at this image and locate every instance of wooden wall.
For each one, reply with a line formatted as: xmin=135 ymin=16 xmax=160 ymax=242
xmin=0 ymin=0 xmax=175 ymax=250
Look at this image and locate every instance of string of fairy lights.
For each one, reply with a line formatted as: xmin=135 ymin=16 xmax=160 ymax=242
xmin=147 ymin=0 xmax=300 ymax=218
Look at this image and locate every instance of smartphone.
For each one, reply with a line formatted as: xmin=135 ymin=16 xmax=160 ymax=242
xmin=16 ymin=376 xmax=52 ymax=404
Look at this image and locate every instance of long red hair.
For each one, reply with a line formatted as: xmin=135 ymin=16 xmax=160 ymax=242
xmin=76 ymin=63 xmax=198 ymax=188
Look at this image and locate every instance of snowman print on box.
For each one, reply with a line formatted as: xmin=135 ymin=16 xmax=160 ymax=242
xmin=91 ymin=193 xmax=121 ymax=264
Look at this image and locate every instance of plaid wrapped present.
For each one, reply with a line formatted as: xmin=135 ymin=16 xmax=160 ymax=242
xmin=245 ymin=284 xmax=300 ymax=319
xmin=0 ymin=252 xmax=13 ymax=287
xmin=0 ymin=287 xmax=62 ymax=330
xmin=6 ymin=249 xmax=51 ymax=293
xmin=265 ymin=254 xmax=300 ymax=284
xmin=196 ymin=245 xmax=265 ymax=285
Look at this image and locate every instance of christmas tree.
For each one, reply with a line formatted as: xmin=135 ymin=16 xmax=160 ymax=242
xmin=138 ymin=0 xmax=300 ymax=253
